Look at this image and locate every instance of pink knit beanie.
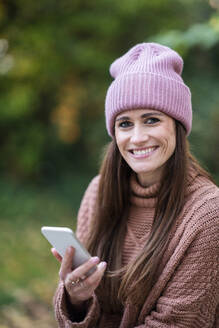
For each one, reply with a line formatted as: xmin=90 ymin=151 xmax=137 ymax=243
xmin=105 ymin=42 xmax=192 ymax=136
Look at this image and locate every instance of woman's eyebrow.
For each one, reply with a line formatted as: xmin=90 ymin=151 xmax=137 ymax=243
xmin=115 ymin=116 xmax=130 ymax=122
xmin=116 ymin=112 xmax=163 ymax=121
xmin=141 ymin=112 xmax=163 ymax=118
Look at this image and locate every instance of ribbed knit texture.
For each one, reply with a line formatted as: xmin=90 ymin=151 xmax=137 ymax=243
xmin=54 ymin=171 xmax=219 ymax=328
xmin=105 ymin=43 xmax=192 ymax=136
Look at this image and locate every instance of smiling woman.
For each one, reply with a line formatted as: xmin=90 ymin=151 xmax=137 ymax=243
xmin=115 ymin=109 xmax=176 ymax=187
xmin=52 ymin=43 xmax=219 ymax=328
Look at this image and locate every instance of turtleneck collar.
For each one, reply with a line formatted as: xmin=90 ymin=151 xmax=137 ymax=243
xmin=129 ymin=164 xmax=203 ymax=208
xmin=130 ymin=174 xmax=159 ymax=208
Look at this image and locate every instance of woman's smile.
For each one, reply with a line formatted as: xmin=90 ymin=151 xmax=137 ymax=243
xmin=128 ymin=146 xmax=159 ymax=158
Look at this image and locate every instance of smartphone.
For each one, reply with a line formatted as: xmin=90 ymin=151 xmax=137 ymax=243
xmin=41 ymin=226 xmax=96 ymax=274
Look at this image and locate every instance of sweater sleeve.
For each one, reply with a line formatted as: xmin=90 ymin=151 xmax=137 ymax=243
xmin=53 ymin=281 xmax=100 ymax=328
xmin=134 ymin=200 xmax=219 ymax=328
xmin=53 ymin=176 xmax=101 ymax=328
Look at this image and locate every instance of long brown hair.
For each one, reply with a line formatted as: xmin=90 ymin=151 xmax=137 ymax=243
xmin=86 ymin=121 xmax=212 ymax=312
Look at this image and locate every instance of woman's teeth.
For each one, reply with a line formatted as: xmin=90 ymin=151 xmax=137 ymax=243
xmin=132 ymin=147 xmax=156 ymax=155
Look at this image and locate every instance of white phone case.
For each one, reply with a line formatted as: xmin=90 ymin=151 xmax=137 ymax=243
xmin=41 ymin=226 xmax=93 ymax=270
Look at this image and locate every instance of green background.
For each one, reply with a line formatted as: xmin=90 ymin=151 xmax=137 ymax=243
xmin=0 ymin=0 xmax=219 ymax=326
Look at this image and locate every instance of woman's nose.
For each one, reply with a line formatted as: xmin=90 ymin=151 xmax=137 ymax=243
xmin=130 ymin=126 xmax=149 ymax=144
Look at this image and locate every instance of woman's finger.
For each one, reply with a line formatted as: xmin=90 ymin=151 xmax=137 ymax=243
xmin=84 ymin=261 xmax=107 ymax=288
xmin=72 ymin=256 xmax=100 ymax=278
xmin=66 ymin=261 xmax=106 ymax=292
xmin=65 ymin=257 xmax=100 ymax=291
xmin=51 ymin=248 xmax=62 ymax=262
xmin=59 ymin=246 xmax=75 ymax=280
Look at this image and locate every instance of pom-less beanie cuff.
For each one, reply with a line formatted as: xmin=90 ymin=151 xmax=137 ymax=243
xmin=104 ymin=43 xmax=192 ymax=137
xmin=105 ymin=72 xmax=192 ymax=136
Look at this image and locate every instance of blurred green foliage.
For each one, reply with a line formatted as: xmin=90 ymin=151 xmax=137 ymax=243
xmin=0 ymin=0 xmax=219 ymax=326
xmin=0 ymin=0 xmax=218 ymax=183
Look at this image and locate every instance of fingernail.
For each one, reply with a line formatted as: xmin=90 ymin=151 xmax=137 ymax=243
xmin=99 ymin=262 xmax=107 ymax=269
xmin=90 ymin=256 xmax=99 ymax=263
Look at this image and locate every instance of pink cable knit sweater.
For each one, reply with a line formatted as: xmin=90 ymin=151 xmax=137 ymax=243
xmin=54 ymin=171 xmax=219 ymax=328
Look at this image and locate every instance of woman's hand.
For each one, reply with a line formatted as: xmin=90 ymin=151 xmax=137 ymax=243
xmin=51 ymin=246 xmax=107 ymax=306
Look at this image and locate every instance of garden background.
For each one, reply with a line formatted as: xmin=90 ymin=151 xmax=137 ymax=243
xmin=0 ymin=0 xmax=219 ymax=326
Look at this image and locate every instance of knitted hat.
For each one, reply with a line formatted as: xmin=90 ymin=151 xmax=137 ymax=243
xmin=105 ymin=42 xmax=192 ymax=136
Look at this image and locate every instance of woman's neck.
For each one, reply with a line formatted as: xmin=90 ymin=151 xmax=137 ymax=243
xmin=136 ymin=166 xmax=164 ymax=187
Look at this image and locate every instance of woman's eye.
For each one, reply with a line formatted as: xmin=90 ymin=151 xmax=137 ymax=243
xmin=119 ymin=121 xmax=132 ymax=128
xmin=145 ymin=117 xmax=160 ymax=124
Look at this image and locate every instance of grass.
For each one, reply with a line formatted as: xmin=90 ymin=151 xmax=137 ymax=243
xmin=0 ymin=172 xmax=93 ymax=327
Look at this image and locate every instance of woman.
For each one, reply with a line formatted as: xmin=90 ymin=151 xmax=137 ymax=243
xmin=52 ymin=43 xmax=219 ymax=327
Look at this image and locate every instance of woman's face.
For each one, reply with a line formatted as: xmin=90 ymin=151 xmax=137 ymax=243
xmin=115 ymin=109 xmax=176 ymax=187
